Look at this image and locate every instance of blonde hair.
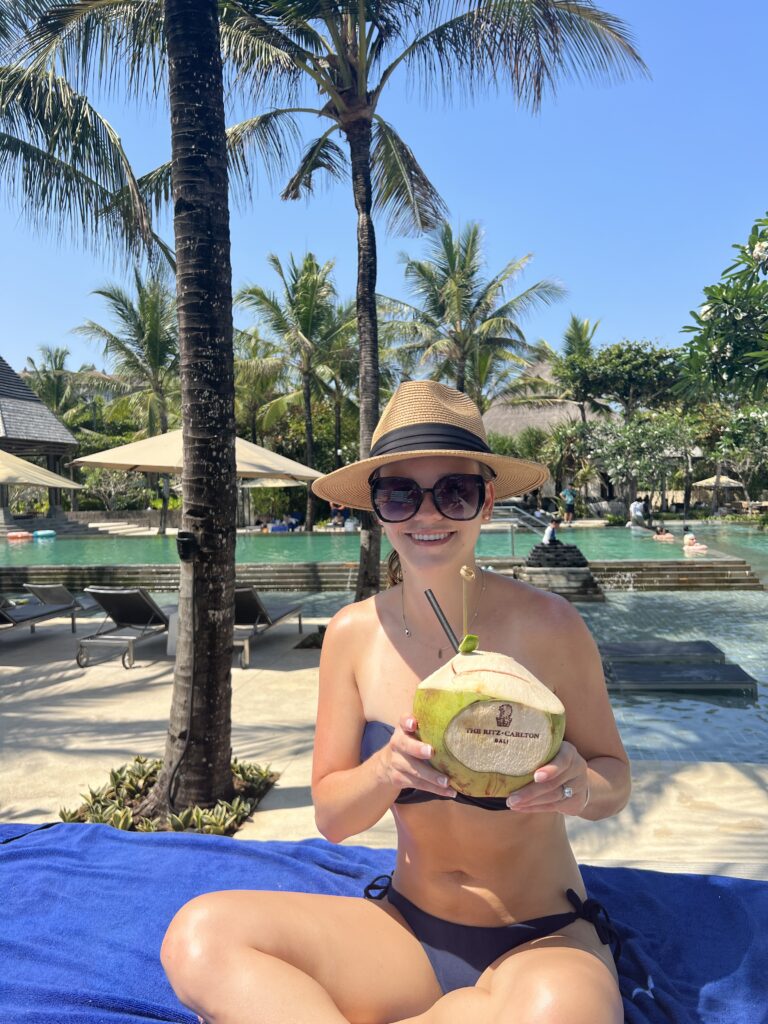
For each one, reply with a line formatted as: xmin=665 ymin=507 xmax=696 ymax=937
xmin=384 ymin=463 xmax=494 ymax=588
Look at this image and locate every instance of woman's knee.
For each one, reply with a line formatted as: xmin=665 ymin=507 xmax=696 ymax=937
xmin=161 ymin=893 xmax=230 ymax=1000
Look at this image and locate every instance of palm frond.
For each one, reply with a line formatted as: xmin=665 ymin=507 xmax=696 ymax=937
xmin=381 ymin=0 xmax=647 ymax=111
xmin=0 ymin=61 xmax=166 ymax=260
xmin=280 ymin=126 xmax=347 ymax=200
xmin=13 ymin=0 xmax=166 ymax=101
xmin=371 ymin=116 xmax=447 ymax=235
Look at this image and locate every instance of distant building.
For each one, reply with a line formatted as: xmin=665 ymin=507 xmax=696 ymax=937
xmin=0 ymin=356 xmax=77 ymax=520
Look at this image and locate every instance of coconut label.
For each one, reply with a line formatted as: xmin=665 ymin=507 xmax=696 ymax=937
xmin=444 ymin=700 xmax=554 ymax=776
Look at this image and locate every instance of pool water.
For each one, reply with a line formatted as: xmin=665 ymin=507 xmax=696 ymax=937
xmin=5 ymin=523 xmax=765 ymax=566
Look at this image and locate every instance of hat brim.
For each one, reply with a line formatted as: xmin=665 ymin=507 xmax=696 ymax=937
xmin=312 ymin=450 xmax=550 ymax=511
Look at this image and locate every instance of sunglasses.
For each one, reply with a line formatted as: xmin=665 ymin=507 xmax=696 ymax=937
xmin=369 ymin=472 xmax=487 ymax=523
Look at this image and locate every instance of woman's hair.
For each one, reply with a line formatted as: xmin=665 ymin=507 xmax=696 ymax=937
xmin=384 ymin=462 xmax=495 ymax=588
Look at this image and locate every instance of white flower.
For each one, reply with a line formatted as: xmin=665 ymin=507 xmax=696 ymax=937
xmin=752 ymin=241 xmax=768 ymax=261
xmin=699 ymin=303 xmax=713 ymax=321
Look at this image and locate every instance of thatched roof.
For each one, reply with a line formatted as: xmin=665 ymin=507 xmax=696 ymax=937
xmin=0 ymin=356 xmax=76 ymax=456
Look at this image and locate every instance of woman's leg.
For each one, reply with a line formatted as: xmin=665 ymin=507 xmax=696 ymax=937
xmin=161 ymin=889 xmax=443 ymax=1024
xmin=393 ymin=920 xmax=622 ymax=1024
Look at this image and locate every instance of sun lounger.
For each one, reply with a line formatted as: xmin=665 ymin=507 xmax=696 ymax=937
xmin=24 ymin=584 xmax=101 ymax=617
xmin=233 ymin=587 xmax=303 ymax=668
xmin=0 ymin=594 xmax=78 ymax=634
xmin=76 ymin=587 xmax=177 ymax=669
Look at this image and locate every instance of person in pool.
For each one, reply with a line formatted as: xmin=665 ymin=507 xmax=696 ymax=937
xmin=682 ymin=525 xmax=708 ymax=553
xmin=652 ymin=525 xmax=675 ymax=542
xmin=161 ymin=381 xmax=631 ymax=1024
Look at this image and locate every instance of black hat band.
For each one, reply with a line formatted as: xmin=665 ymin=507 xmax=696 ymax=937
xmin=370 ymin=423 xmax=492 ymax=459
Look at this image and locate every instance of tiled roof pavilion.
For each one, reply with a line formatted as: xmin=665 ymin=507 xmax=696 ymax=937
xmin=0 ymin=355 xmax=76 ymax=457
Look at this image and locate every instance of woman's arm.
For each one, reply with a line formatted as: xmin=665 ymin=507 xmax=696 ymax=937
xmin=311 ymin=605 xmax=454 ymax=843
xmin=505 ymin=595 xmax=631 ymax=822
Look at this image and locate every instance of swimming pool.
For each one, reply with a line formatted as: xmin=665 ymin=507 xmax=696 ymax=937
xmin=5 ymin=523 xmax=765 ymax=566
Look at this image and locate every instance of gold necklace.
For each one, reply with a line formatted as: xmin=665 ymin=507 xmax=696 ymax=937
xmin=400 ymin=568 xmax=486 ymax=659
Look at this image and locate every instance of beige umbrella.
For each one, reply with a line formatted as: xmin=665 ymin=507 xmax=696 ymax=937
xmin=0 ymin=448 xmax=83 ymax=489
xmin=71 ymin=429 xmax=322 ymax=482
xmin=692 ymin=475 xmax=746 ymax=489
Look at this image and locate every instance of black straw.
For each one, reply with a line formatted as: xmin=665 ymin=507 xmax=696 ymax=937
xmin=424 ymin=590 xmax=460 ymax=653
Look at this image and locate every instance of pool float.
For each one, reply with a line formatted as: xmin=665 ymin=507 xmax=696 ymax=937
xmin=32 ymin=529 xmax=57 ymax=539
xmin=7 ymin=531 xmax=33 ymax=541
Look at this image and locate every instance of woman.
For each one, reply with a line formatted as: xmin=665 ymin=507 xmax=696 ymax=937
xmin=652 ymin=525 xmax=675 ymax=542
xmin=161 ymin=381 xmax=631 ymax=1024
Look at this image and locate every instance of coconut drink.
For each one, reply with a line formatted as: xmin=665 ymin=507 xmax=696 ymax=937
xmin=412 ymin=568 xmax=566 ymax=798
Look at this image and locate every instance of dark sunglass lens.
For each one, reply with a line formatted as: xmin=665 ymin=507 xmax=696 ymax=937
xmin=372 ymin=477 xmax=422 ymax=521
xmin=433 ymin=475 xmax=483 ymax=520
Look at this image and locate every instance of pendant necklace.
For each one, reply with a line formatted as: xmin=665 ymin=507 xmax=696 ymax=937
xmin=401 ymin=567 xmax=486 ymax=658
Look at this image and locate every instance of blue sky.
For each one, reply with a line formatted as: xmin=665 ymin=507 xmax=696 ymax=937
xmin=2 ymin=0 xmax=767 ymax=375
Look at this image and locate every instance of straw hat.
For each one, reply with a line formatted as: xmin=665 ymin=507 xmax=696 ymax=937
xmin=312 ymin=380 xmax=549 ymax=510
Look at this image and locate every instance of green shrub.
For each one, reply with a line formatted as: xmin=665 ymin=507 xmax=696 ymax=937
xmin=605 ymin=514 xmax=627 ymax=527
xmin=59 ymin=755 xmax=277 ymax=835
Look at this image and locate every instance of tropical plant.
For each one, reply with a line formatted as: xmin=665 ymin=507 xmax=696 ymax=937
xmin=590 ymin=340 xmax=681 ymax=421
xmin=235 ymin=252 xmax=357 ymax=528
xmin=679 ymin=212 xmax=768 ymax=404
xmin=10 ymin=0 xmax=646 ymax=597
xmin=386 ymin=221 xmax=564 ymax=395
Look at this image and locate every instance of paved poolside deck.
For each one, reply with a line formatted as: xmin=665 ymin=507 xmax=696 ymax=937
xmin=1 ymin=591 xmax=766 ymax=880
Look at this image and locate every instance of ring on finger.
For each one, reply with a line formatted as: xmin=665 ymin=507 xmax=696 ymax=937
xmin=561 ymin=784 xmax=574 ymax=800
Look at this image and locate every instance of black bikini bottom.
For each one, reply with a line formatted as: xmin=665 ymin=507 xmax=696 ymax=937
xmin=364 ymin=874 xmax=620 ymax=994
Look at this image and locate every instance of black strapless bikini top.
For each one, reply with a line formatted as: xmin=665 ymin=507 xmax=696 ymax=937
xmin=361 ymin=720 xmax=509 ymax=811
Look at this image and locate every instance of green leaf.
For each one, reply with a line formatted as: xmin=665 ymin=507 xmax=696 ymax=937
xmin=458 ymin=634 xmax=478 ymax=654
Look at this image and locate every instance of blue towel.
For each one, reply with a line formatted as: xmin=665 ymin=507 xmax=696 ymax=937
xmin=1 ymin=822 xmax=766 ymax=1023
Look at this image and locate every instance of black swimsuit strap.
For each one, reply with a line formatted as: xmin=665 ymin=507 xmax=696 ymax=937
xmin=566 ymin=888 xmax=623 ymax=960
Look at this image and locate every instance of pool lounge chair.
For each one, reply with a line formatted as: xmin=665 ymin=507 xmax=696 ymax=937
xmin=0 ymin=595 xmax=78 ymax=634
xmin=24 ymin=584 xmax=101 ymax=618
xmin=233 ymin=586 xmax=303 ymax=668
xmin=76 ymin=587 xmax=177 ymax=669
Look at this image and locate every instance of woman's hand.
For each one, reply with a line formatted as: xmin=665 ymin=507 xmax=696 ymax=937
xmin=504 ymin=741 xmax=590 ymax=815
xmin=376 ymin=716 xmax=457 ymax=799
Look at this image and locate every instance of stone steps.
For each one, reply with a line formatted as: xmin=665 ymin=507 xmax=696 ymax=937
xmin=1 ymin=556 xmax=763 ymax=596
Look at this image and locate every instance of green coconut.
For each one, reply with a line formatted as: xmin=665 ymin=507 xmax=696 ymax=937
xmin=413 ymin=649 xmax=566 ymax=798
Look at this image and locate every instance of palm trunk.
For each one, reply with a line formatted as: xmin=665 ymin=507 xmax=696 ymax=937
xmin=159 ymin=405 xmax=170 ymax=535
xmin=345 ymin=117 xmax=381 ymax=600
xmin=455 ymin=357 xmax=466 ymax=394
xmin=334 ymin=390 xmax=342 ymax=469
xmin=140 ymin=0 xmax=235 ymax=818
xmin=710 ymin=461 xmax=723 ymax=515
xmin=303 ymin=369 xmax=315 ymax=532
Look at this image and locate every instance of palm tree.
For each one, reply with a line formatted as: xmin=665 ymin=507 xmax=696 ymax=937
xmin=12 ymin=0 xmax=647 ymax=597
xmin=235 ymin=252 xmax=357 ymax=529
xmin=387 ymin=221 xmax=564 ymax=394
xmin=75 ymin=268 xmax=180 ymax=531
xmin=23 ymin=346 xmax=96 ymax=423
xmin=137 ymin=0 xmax=238 ymax=819
xmin=233 ymin=328 xmax=288 ymax=443
xmin=500 ymin=315 xmax=611 ymax=424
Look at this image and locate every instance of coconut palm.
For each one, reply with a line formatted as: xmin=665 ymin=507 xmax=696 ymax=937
xmin=234 ymin=328 xmax=289 ymax=443
xmin=137 ymin=0 xmax=238 ymax=818
xmin=499 ymin=315 xmax=611 ymax=424
xmin=235 ymin=252 xmax=357 ymax=528
xmin=12 ymin=0 xmax=647 ymax=596
xmin=75 ymin=268 xmax=179 ymax=532
xmin=23 ymin=346 xmax=96 ymax=423
xmin=389 ymin=221 xmax=565 ymax=394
